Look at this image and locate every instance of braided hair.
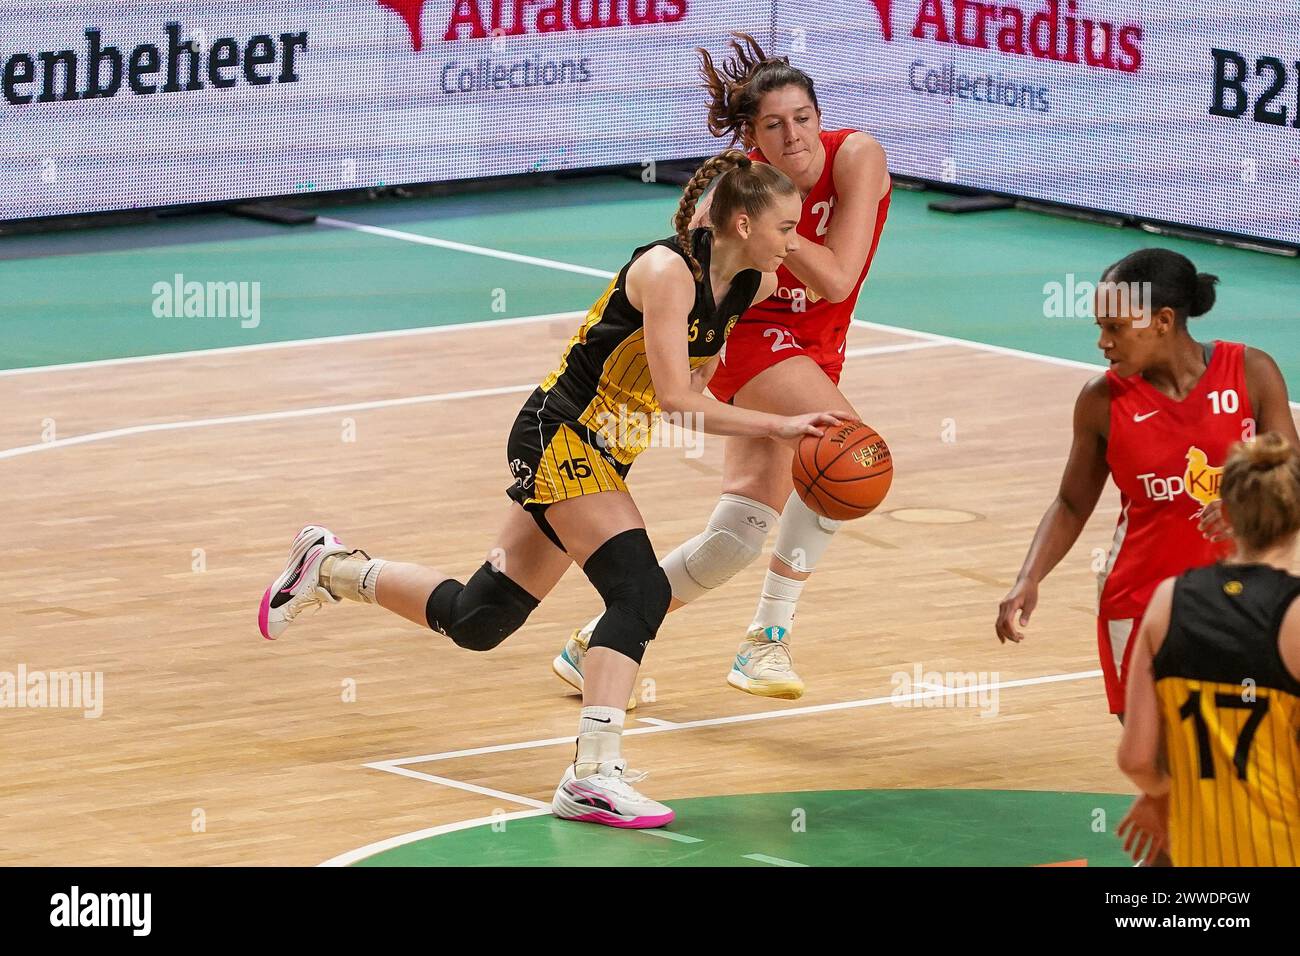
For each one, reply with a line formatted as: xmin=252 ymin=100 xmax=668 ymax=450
xmin=671 ymin=149 xmax=797 ymax=280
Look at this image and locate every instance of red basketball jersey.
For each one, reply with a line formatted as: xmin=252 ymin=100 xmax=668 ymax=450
xmin=744 ymin=128 xmax=891 ymax=360
xmin=1100 ymin=341 xmax=1253 ymax=619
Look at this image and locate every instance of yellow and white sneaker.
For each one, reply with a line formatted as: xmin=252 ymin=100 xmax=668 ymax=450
xmin=552 ymin=628 xmax=638 ymax=711
xmin=726 ymin=626 xmax=804 ymax=700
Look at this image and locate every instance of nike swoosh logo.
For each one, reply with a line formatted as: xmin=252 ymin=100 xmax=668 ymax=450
xmin=586 ymin=716 xmax=612 ymax=724
xmin=735 ymin=654 xmax=752 ymax=667
xmin=1133 ymin=411 xmax=1160 ymax=422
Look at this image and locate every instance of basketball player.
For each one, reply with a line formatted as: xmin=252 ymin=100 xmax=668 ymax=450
xmin=257 ymin=150 xmax=847 ymax=829
xmin=996 ymin=248 xmax=1299 ymax=718
xmin=556 ymin=33 xmax=892 ymax=702
xmin=1117 ymin=433 xmax=1300 ymax=866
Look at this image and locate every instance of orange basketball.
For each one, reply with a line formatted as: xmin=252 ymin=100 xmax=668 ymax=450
xmin=792 ymin=421 xmax=893 ymax=520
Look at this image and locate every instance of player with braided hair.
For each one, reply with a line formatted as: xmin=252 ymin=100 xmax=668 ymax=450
xmin=556 ymin=33 xmax=892 ymax=702
xmin=256 ymin=149 xmax=847 ymax=828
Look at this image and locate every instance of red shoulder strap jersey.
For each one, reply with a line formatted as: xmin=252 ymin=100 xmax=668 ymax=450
xmin=743 ymin=128 xmax=891 ymax=357
xmin=1099 ymin=341 xmax=1254 ymax=618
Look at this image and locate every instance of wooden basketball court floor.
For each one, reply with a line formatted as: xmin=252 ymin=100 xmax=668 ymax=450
xmin=3 ymin=194 xmax=1298 ymax=867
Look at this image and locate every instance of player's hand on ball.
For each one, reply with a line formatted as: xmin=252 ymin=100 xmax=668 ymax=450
xmin=996 ymin=578 xmax=1038 ymax=644
xmin=1117 ymin=793 xmax=1169 ymax=866
xmin=772 ymin=411 xmax=851 ymax=443
xmin=1197 ymin=499 xmax=1233 ymax=543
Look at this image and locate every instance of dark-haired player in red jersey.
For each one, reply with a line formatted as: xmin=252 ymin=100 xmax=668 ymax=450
xmin=997 ymin=248 xmax=1299 ymax=715
xmin=553 ymin=32 xmax=892 ymax=702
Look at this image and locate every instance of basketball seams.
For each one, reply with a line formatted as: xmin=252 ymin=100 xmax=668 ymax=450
xmin=795 ymin=421 xmax=892 ymax=520
xmin=811 ymin=424 xmax=889 ymax=487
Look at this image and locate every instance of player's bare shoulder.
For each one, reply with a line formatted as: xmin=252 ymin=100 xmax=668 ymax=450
xmin=1077 ymin=373 xmax=1112 ymax=439
xmin=626 ymin=245 xmax=694 ymax=313
xmin=834 ymin=131 xmax=890 ymax=197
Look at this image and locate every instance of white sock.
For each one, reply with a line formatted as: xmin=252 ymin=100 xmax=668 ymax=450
xmin=575 ymin=707 xmax=625 ymax=776
xmin=749 ymin=570 xmax=805 ymax=639
xmin=320 ymin=552 xmax=386 ymax=604
xmin=578 ymin=705 xmax=625 ymax=737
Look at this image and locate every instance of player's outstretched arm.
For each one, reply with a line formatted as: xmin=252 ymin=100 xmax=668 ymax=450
xmin=635 ymin=251 xmax=848 ymax=443
xmin=1115 ymin=578 xmax=1174 ymax=865
xmin=996 ymin=376 xmax=1111 ymax=643
xmin=1118 ymin=577 xmax=1173 ymax=797
xmin=780 ymin=133 xmax=889 ymax=304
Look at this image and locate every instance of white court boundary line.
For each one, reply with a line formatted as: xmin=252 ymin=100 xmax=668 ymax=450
xmin=325 ymin=668 xmax=1103 ymax=865
xmin=0 ymin=341 xmax=948 ymax=461
xmin=0 ymin=383 xmax=538 ymax=461
xmin=6 ymin=220 xmax=1283 ymax=861
xmin=369 ymin=668 xmax=1101 ymax=768
xmin=9 ymin=215 xmax=1294 ymax=411
xmin=318 ymin=808 xmax=550 ymax=867
xmin=317 ymin=216 xmax=619 ymax=279
xmin=0 ymin=310 xmax=588 ymax=378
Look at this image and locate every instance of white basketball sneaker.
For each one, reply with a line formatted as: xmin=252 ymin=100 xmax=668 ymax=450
xmin=552 ymin=628 xmax=638 ymax=710
xmin=551 ymin=761 xmax=674 ymax=829
xmin=258 ymin=525 xmax=350 ymax=640
xmin=726 ymin=626 xmax=805 ymax=700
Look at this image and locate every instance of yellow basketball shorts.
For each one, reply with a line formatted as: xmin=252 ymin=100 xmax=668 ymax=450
xmin=506 ymin=388 xmax=632 ymax=547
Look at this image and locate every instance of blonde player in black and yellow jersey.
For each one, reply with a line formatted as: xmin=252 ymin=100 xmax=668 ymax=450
xmin=1118 ymin=433 xmax=1300 ymax=865
xmin=256 ymin=150 xmax=847 ymax=829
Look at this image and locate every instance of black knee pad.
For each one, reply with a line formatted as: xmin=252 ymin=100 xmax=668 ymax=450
xmin=584 ymin=529 xmax=671 ymax=665
xmin=425 ymin=562 xmax=539 ymax=652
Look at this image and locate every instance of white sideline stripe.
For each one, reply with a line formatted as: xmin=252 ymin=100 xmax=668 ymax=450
xmin=843 ymin=340 xmax=949 ymax=359
xmin=0 ymin=341 xmax=948 ymax=461
xmin=381 ymin=669 xmax=1103 ymax=767
xmin=334 ymin=668 xmax=1102 ymax=865
xmin=0 ymin=310 xmax=587 ymax=378
xmin=851 ymin=318 xmax=1300 ymax=411
xmin=851 ymin=318 xmax=1109 ymax=372
xmin=0 ymin=383 xmax=537 ymax=461
xmin=8 ymin=216 xmax=1297 ymax=414
xmin=317 ymin=808 xmax=550 ymax=867
xmin=366 ymin=763 xmax=548 ymax=810
xmin=641 ymin=829 xmax=703 ymax=844
xmin=743 ymin=853 xmax=808 ymax=867
xmin=318 ymin=216 xmax=619 ymax=279
xmin=635 ymin=717 xmax=680 ymax=727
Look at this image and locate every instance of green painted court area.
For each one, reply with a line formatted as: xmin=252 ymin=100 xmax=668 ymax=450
xmin=356 ymin=789 xmax=1137 ymax=867
xmin=4 ymin=179 xmax=1298 ymax=390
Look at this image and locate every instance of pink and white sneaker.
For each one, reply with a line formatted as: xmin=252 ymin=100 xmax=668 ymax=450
xmin=258 ymin=525 xmax=349 ymax=640
xmin=551 ymin=762 xmax=675 ymax=829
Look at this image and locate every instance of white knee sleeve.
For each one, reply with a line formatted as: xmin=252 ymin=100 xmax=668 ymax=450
xmin=662 ymin=494 xmax=779 ymax=604
xmin=772 ymin=491 xmax=842 ymax=573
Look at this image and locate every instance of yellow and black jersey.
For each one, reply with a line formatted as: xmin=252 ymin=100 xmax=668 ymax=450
xmin=503 ymin=228 xmax=761 ymax=538
xmin=1154 ymin=563 xmax=1300 ymax=866
xmin=538 ymin=227 xmax=762 ymax=465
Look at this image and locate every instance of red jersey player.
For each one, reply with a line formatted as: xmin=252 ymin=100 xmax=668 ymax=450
xmin=705 ymin=125 xmax=890 ymax=406
xmin=554 ymin=33 xmax=891 ymax=703
xmin=997 ymin=248 xmax=1299 ymax=717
